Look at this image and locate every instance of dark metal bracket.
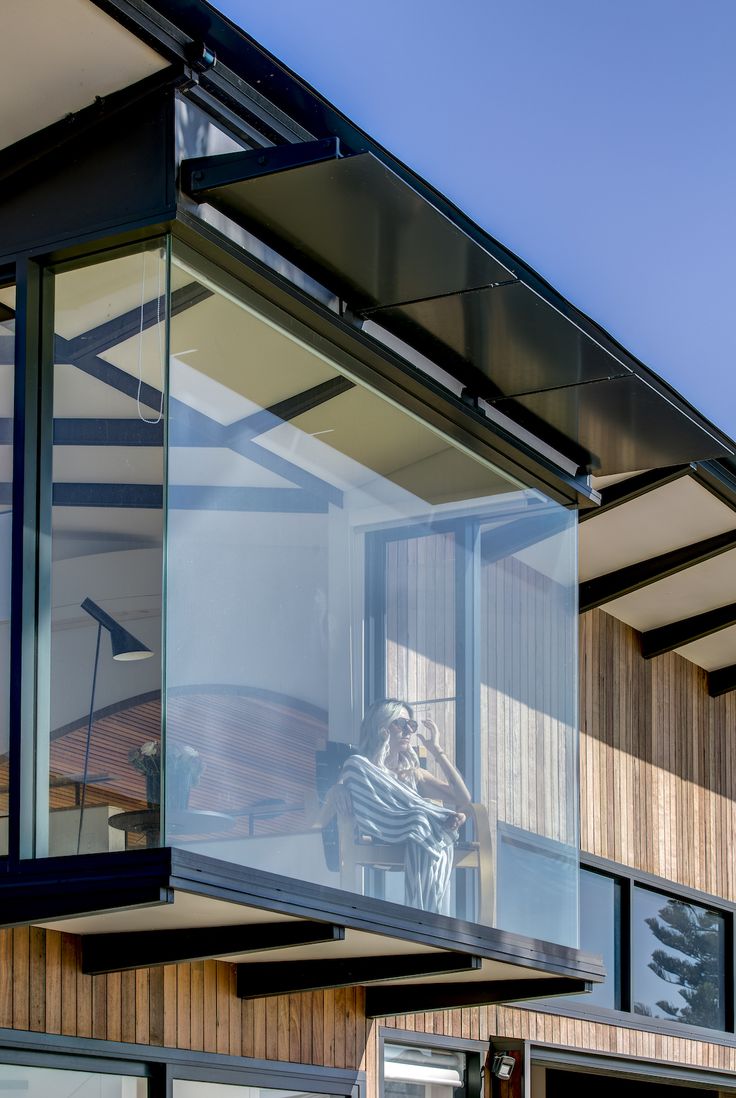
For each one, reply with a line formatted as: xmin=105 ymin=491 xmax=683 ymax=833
xmin=182 ymin=136 xmax=341 ymax=198
xmin=236 ymin=952 xmax=482 ymax=999
xmin=82 ymin=919 xmax=345 ymax=975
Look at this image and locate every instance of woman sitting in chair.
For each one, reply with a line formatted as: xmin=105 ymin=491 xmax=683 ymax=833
xmin=338 ymin=698 xmax=472 ymax=915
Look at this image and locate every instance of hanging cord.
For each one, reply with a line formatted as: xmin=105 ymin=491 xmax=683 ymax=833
xmin=136 ymin=248 xmax=165 ymax=425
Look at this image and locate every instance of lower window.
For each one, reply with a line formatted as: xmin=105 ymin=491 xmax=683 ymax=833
xmin=0 ymin=1063 xmax=146 ymax=1097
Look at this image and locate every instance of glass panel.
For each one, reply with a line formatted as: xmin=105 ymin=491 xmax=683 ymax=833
xmin=557 ymin=868 xmax=622 ymax=1010
xmin=165 ymin=247 xmax=579 ymax=944
xmin=173 ymin=1086 xmax=337 ymax=1098
xmin=43 ymin=245 xmax=167 ymax=857
xmin=383 ymin=1041 xmax=466 ymax=1098
xmin=0 ymin=1063 xmax=146 ymax=1097
xmin=481 ymin=501 xmax=579 ymax=946
xmin=0 ymin=284 xmax=14 ymax=856
xmin=633 ymin=885 xmax=726 ymax=1030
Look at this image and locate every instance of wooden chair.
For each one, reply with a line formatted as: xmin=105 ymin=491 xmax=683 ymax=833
xmin=315 ymin=743 xmax=495 ymax=923
xmin=335 ymin=800 xmax=495 ymax=924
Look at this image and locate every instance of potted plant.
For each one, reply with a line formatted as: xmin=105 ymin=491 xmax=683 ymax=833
xmin=129 ymin=741 xmax=204 ymax=810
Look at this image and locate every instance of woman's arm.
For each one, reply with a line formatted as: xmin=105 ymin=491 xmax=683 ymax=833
xmin=416 ymin=719 xmax=473 ymax=810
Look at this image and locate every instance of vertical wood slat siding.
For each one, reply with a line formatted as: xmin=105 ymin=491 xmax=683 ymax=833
xmin=2 ymin=924 xmax=736 ymax=1074
xmin=580 ymin=610 xmax=736 ymax=898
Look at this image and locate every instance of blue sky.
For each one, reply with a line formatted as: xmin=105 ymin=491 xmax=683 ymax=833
xmin=213 ymin=0 xmax=736 ymax=443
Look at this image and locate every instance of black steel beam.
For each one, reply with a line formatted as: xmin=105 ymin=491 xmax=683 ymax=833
xmin=237 ymin=952 xmax=482 ymax=999
xmin=182 ymin=137 xmax=341 ymax=198
xmin=65 ymin=282 xmax=212 ymax=362
xmin=579 ymin=528 xmax=736 ymax=613
xmin=641 ymin=602 xmax=736 ymax=659
xmin=44 ymin=483 xmax=329 ymax=512
xmin=708 ymin=664 xmax=736 ymax=698
xmin=0 ymin=885 xmax=173 ymax=930
xmin=364 ymin=976 xmax=592 ymax=1018
xmin=82 ymin=920 xmax=345 ymax=975
xmin=231 ymin=375 xmax=354 ymax=442
xmin=578 ymin=465 xmax=691 ymax=523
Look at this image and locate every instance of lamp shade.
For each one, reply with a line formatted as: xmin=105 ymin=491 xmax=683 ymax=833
xmin=81 ymin=597 xmax=153 ymax=661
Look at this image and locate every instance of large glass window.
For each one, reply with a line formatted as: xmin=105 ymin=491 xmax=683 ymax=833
xmin=163 ymin=246 xmax=579 ymax=944
xmin=0 ymin=282 xmax=13 ymax=856
xmin=30 ymin=239 xmax=580 ymax=946
xmin=0 ymin=1063 xmax=145 ymax=1097
xmin=43 ymin=244 xmax=166 ymax=857
xmin=633 ymin=885 xmax=726 ymax=1031
xmin=557 ymin=867 xmax=622 ymax=1011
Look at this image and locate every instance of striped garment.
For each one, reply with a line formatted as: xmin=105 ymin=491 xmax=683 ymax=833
xmin=341 ymin=753 xmax=459 ymax=915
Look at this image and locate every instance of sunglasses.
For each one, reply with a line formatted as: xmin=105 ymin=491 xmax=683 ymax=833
xmin=391 ymin=717 xmax=418 ymax=734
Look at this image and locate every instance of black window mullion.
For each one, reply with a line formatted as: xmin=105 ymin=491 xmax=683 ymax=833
xmin=620 ymin=874 xmax=632 ymax=1013
xmin=9 ymin=256 xmax=52 ymax=863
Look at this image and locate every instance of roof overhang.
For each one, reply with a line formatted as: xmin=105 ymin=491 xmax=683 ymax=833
xmin=2 ymin=847 xmax=603 ymax=1016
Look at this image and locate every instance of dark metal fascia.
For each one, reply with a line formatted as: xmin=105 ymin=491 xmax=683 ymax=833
xmin=168 ymin=847 xmax=605 ymax=982
xmin=641 ymin=602 xmax=736 ymax=659
xmin=579 ymin=528 xmax=736 ymax=613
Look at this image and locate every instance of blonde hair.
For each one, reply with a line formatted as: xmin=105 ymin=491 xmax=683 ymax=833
xmin=359 ymin=698 xmax=419 ymax=775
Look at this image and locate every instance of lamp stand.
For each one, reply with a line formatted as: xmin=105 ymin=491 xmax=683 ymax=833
xmin=76 ymin=621 xmax=102 ymax=855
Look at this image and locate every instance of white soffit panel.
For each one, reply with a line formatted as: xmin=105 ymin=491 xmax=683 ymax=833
xmin=604 ymin=548 xmax=736 ymax=633
xmin=590 ymin=469 xmax=647 ymax=491
xmin=677 ymin=624 xmax=736 ymax=673
xmin=1 ymin=0 xmax=167 ymax=152
xmin=579 ymin=477 xmax=736 ymax=582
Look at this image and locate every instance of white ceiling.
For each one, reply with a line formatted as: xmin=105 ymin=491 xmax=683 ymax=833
xmin=580 ymin=472 xmax=736 ymax=676
xmin=1 ymin=0 xmax=167 ymax=152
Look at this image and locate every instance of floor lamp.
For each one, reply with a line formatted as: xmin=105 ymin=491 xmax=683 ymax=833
xmin=77 ymin=597 xmax=153 ymax=854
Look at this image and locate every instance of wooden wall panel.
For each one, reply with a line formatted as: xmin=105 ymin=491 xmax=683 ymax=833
xmin=580 ymin=609 xmax=736 ymax=900
xmin=1 ymin=926 xmax=735 ymax=1079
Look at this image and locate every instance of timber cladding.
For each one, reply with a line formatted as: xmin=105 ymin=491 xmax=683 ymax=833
xmin=2 ymin=925 xmax=736 ymax=1076
xmin=580 ymin=609 xmax=736 ymax=898
xmin=1 ymin=607 xmax=736 ymax=1076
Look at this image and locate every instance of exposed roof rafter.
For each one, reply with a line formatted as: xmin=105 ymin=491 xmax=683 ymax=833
xmin=83 ymin=920 xmax=345 ymax=975
xmin=708 ymin=664 xmax=736 ymax=699
xmin=364 ymin=976 xmax=593 ymax=1018
xmin=641 ymin=602 xmax=736 ymax=660
xmin=237 ymin=953 xmax=482 ymax=998
xmin=580 ymin=528 xmax=736 ymax=614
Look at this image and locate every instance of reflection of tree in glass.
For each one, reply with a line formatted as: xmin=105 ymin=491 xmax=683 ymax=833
xmin=645 ymin=898 xmax=721 ymax=1028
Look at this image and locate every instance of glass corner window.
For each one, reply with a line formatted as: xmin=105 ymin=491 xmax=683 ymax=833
xmin=29 ymin=238 xmax=580 ymax=950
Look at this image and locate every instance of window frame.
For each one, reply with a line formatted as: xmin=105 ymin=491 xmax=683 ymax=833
xmin=378 ymin=1027 xmax=484 ymax=1098
xmin=527 ymin=852 xmax=736 ymax=1043
xmin=0 ymin=1027 xmax=365 ymax=1098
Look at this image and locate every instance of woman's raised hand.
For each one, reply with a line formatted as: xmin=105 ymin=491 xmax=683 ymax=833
xmin=417 ymin=718 xmax=440 ymax=751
